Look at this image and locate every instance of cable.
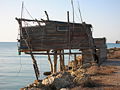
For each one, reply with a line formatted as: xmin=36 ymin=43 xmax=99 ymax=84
xmin=24 ymin=7 xmax=34 ymax=20
xmin=15 ymin=55 xmax=22 ymax=77
xmin=21 ymin=2 xmax=34 ymax=20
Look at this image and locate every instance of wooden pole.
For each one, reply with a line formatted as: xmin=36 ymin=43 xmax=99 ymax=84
xmin=47 ymin=51 xmax=53 ymax=73
xmin=59 ymin=50 xmax=63 ymax=71
xmin=59 ymin=50 xmax=65 ymax=71
xmin=74 ymin=54 xmax=77 ymax=69
xmin=17 ymin=18 xmax=40 ymax=80
xmin=53 ymin=51 xmax=57 ymax=73
xmin=62 ymin=50 xmax=65 ymax=71
xmin=44 ymin=11 xmax=49 ymax=21
xmin=30 ymin=53 xmax=40 ymax=80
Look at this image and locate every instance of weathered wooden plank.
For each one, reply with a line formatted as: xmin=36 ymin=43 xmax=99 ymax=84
xmin=19 ymin=46 xmax=94 ymax=52
xmin=25 ymin=52 xmax=94 ymax=55
xmin=21 ymin=40 xmax=89 ymax=46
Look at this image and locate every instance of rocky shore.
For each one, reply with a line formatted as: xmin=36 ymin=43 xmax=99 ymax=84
xmin=21 ymin=62 xmax=96 ymax=90
xmin=20 ymin=48 xmax=120 ymax=90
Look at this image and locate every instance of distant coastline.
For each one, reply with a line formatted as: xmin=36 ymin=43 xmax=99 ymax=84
xmin=116 ymin=40 xmax=120 ymax=44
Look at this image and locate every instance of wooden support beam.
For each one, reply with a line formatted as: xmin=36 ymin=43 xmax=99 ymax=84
xmin=47 ymin=51 xmax=53 ymax=73
xmin=30 ymin=53 xmax=40 ymax=80
xmin=53 ymin=51 xmax=57 ymax=73
xmin=44 ymin=11 xmax=49 ymax=21
xmin=62 ymin=50 xmax=65 ymax=71
xmin=26 ymin=52 xmax=84 ymax=55
xmin=59 ymin=50 xmax=63 ymax=71
xmin=74 ymin=54 xmax=77 ymax=69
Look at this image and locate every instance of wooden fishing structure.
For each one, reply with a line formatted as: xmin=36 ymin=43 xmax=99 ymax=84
xmin=16 ymin=10 xmax=99 ymax=80
xmin=16 ymin=1 xmax=107 ymax=80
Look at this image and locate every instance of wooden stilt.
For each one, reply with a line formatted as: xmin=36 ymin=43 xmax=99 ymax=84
xmin=47 ymin=51 xmax=53 ymax=73
xmin=59 ymin=50 xmax=65 ymax=71
xmin=74 ymin=54 xmax=77 ymax=69
xmin=59 ymin=50 xmax=63 ymax=71
xmin=61 ymin=50 xmax=65 ymax=71
xmin=53 ymin=51 xmax=57 ymax=73
xmin=30 ymin=53 xmax=39 ymax=80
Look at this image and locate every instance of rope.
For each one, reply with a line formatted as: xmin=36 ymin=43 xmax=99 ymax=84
xmin=21 ymin=2 xmax=34 ymax=20
xmin=24 ymin=6 xmax=34 ymax=20
xmin=15 ymin=55 xmax=22 ymax=77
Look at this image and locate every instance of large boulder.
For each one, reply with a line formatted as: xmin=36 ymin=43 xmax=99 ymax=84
xmin=42 ymin=72 xmax=74 ymax=90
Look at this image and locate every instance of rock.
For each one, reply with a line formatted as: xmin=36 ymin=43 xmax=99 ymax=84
xmin=43 ymin=72 xmax=51 ymax=76
xmin=71 ymin=68 xmax=86 ymax=77
xmin=42 ymin=72 xmax=74 ymax=90
xmin=52 ymin=78 xmax=71 ymax=89
xmin=73 ymin=74 xmax=90 ymax=85
xmin=20 ymin=88 xmax=26 ymax=90
xmin=34 ymin=80 xmax=42 ymax=85
xmin=80 ymin=63 xmax=91 ymax=69
xmin=60 ymin=88 xmax=70 ymax=90
xmin=33 ymin=83 xmax=37 ymax=87
xmin=23 ymin=62 xmax=95 ymax=90
xmin=42 ymin=76 xmax=55 ymax=85
xmin=86 ymin=65 xmax=99 ymax=75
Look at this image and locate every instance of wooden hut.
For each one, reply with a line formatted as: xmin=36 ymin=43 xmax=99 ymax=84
xmin=16 ymin=19 xmax=94 ymax=52
xmin=16 ymin=17 xmax=96 ymax=80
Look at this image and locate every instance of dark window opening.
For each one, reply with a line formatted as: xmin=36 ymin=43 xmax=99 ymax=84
xmin=57 ymin=26 xmax=68 ymax=31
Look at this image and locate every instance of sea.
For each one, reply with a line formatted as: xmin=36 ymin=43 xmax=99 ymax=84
xmin=0 ymin=42 xmax=120 ymax=90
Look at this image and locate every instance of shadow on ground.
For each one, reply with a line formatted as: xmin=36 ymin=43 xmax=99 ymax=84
xmin=102 ymin=59 xmax=120 ymax=66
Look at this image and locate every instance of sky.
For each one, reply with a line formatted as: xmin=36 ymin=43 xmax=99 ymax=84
xmin=0 ymin=0 xmax=120 ymax=43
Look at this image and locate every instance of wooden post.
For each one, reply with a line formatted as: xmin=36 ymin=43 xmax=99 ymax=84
xmin=74 ymin=54 xmax=77 ymax=69
xmin=16 ymin=18 xmax=40 ymax=80
xmin=61 ymin=50 xmax=65 ymax=71
xmin=53 ymin=51 xmax=57 ymax=73
xmin=59 ymin=50 xmax=65 ymax=71
xmin=47 ymin=51 xmax=53 ymax=73
xmin=44 ymin=11 xmax=49 ymax=21
xmin=30 ymin=53 xmax=40 ymax=80
xmin=59 ymin=50 xmax=62 ymax=71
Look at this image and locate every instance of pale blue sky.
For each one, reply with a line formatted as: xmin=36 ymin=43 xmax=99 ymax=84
xmin=0 ymin=0 xmax=120 ymax=42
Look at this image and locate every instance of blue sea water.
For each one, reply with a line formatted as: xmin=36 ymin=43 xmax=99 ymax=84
xmin=0 ymin=42 xmax=120 ymax=90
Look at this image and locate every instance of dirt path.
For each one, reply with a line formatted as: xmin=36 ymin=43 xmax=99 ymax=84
xmin=98 ymin=59 xmax=120 ymax=87
xmin=71 ymin=59 xmax=120 ymax=90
